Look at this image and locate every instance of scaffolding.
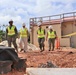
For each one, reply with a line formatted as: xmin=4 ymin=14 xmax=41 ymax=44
xmin=30 ymin=11 xmax=76 ymax=26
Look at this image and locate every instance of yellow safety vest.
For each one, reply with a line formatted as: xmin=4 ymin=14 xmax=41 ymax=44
xmin=20 ymin=28 xmax=27 ymax=38
xmin=37 ymin=29 xmax=44 ymax=38
xmin=7 ymin=25 xmax=15 ymax=36
xmin=48 ymin=31 xmax=56 ymax=38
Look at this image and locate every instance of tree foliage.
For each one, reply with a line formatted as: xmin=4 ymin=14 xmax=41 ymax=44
xmin=0 ymin=30 xmax=6 ymax=41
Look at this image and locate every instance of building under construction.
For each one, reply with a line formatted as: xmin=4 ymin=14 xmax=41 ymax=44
xmin=30 ymin=12 xmax=76 ymax=48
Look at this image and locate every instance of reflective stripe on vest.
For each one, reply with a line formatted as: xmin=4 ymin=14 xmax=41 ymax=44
xmin=48 ymin=31 xmax=55 ymax=38
xmin=7 ymin=26 xmax=15 ymax=36
xmin=20 ymin=28 xmax=27 ymax=37
xmin=37 ymin=29 xmax=44 ymax=38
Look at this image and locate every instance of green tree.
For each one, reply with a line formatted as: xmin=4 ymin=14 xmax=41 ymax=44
xmin=0 ymin=30 xmax=6 ymax=42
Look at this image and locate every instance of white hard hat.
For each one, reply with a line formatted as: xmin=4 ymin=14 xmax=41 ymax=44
xmin=22 ymin=23 xmax=26 ymax=26
xmin=9 ymin=19 xmax=13 ymax=23
xmin=49 ymin=25 xmax=53 ymax=29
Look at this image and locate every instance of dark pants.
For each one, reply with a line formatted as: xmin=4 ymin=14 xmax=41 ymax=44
xmin=7 ymin=35 xmax=18 ymax=50
xmin=38 ymin=38 xmax=45 ymax=50
xmin=48 ymin=38 xmax=55 ymax=50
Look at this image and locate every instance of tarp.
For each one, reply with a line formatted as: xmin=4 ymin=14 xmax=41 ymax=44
xmin=0 ymin=46 xmax=26 ymax=74
xmin=0 ymin=46 xmax=19 ymax=62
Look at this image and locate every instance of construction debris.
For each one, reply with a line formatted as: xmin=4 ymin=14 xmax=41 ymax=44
xmin=38 ymin=61 xmax=58 ymax=68
xmin=0 ymin=38 xmax=39 ymax=51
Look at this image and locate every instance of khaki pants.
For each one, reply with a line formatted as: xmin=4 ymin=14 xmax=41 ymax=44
xmin=48 ymin=38 xmax=55 ymax=50
xmin=7 ymin=35 xmax=17 ymax=49
xmin=19 ymin=37 xmax=28 ymax=51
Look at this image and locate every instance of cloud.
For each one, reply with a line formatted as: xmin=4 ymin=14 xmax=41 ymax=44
xmin=0 ymin=0 xmax=76 ymax=30
xmin=33 ymin=0 xmax=76 ymax=16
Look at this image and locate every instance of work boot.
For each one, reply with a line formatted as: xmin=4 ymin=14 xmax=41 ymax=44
xmin=40 ymin=46 xmax=42 ymax=50
xmin=40 ymin=48 xmax=43 ymax=52
xmin=20 ymin=49 xmax=24 ymax=52
xmin=40 ymin=50 xmax=44 ymax=52
xmin=24 ymin=50 xmax=26 ymax=53
xmin=52 ymin=48 xmax=54 ymax=51
xmin=49 ymin=48 xmax=51 ymax=51
xmin=49 ymin=49 xmax=51 ymax=51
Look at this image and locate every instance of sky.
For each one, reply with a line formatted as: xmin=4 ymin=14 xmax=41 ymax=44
xmin=0 ymin=0 xmax=76 ymax=30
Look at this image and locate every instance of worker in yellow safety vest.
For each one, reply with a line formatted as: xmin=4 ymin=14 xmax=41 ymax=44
xmin=37 ymin=24 xmax=45 ymax=52
xmin=6 ymin=20 xmax=18 ymax=53
xmin=46 ymin=25 xmax=57 ymax=51
xmin=19 ymin=23 xmax=28 ymax=53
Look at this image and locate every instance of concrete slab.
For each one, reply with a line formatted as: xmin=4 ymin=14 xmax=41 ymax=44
xmin=26 ymin=68 xmax=76 ymax=75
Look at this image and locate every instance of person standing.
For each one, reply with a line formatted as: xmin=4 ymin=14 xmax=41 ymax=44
xmin=37 ymin=24 xmax=45 ymax=52
xmin=46 ymin=25 xmax=57 ymax=51
xmin=6 ymin=20 xmax=18 ymax=53
xmin=19 ymin=23 xmax=28 ymax=52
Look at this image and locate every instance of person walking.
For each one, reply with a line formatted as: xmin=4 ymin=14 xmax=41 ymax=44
xmin=46 ymin=25 xmax=57 ymax=51
xmin=6 ymin=20 xmax=18 ymax=53
xmin=19 ymin=23 xmax=28 ymax=52
xmin=37 ymin=24 xmax=45 ymax=52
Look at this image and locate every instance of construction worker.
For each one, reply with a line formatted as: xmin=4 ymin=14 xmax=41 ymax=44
xmin=46 ymin=25 xmax=57 ymax=51
xmin=6 ymin=20 xmax=18 ymax=53
xmin=37 ymin=24 xmax=45 ymax=52
xmin=19 ymin=23 xmax=28 ymax=52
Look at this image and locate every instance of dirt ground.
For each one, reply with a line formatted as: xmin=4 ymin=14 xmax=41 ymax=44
xmin=18 ymin=47 xmax=76 ymax=68
xmin=1 ymin=71 xmax=26 ymax=75
xmin=1 ymin=47 xmax=76 ymax=75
